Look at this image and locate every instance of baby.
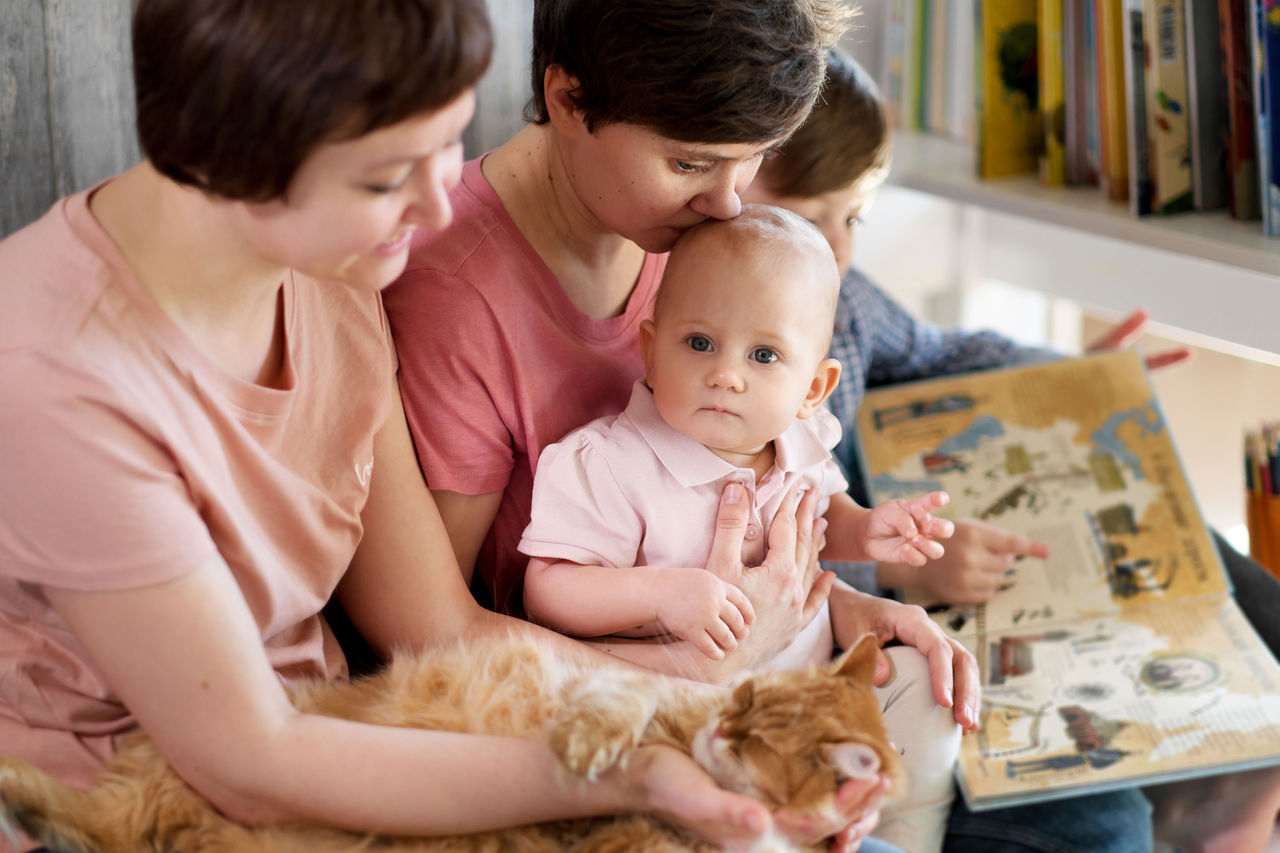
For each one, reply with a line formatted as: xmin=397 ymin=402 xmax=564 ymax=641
xmin=520 ymin=205 xmax=962 ymax=852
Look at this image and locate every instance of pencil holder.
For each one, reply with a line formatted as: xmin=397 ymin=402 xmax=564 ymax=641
xmin=1247 ymin=490 xmax=1280 ymax=577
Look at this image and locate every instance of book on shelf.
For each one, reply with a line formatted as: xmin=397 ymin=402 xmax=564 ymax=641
xmin=926 ymin=0 xmax=951 ymax=132
xmin=1083 ymin=0 xmax=1104 ymax=182
xmin=1065 ymin=0 xmax=1102 ymax=184
xmin=1142 ymin=0 xmax=1194 ymax=213
xmin=975 ymin=0 xmax=1042 ymax=178
xmin=1097 ymin=0 xmax=1132 ymax=200
xmin=1220 ymin=0 xmax=1261 ymax=218
xmin=853 ymin=350 xmax=1280 ymax=811
xmin=946 ymin=0 xmax=979 ymax=142
xmin=1041 ymin=0 xmax=1069 ymax=185
xmin=883 ymin=0 xmax=923 ymax=131
xmin=1184 ymin=0 xmax=1229 ymax=210
xmin=1122 ymin=0 xmax=1156 ymax=212
xmin=1253 ymin=0 xmax=1280 ymax=234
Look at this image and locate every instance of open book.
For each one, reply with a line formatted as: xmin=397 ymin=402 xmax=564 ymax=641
xmin=853 ymin=350 xmax=1280 ymax=810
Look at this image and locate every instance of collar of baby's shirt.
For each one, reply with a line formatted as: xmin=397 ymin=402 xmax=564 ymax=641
xmin=622 ymin=380 xmax=835 ymax=490
xmin=773 ymin=408 xmax=841 ymax=475
xmin=623 ymin=380 xmax=747 ymax=488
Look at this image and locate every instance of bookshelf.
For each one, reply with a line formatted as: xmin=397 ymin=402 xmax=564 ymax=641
xmin=883 ymin=130 xmax=1280 ymax=359
xmin=891 ymin=131 xmax=1280 ymax=277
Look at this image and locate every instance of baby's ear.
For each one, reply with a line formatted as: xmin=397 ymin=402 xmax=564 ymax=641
xmin=832 ymin=632 xmax=879 ymax=685
xmin=797 ymin=357 xmax=841 ymax=419
xmin=639 ymin=319 xmax=657 ymax=378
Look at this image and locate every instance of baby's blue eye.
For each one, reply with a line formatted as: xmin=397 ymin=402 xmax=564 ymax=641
xmin=687 ymin=335 xmax=713 ymax=352
xmin=751 ymin=348 xmax=778 ymax=364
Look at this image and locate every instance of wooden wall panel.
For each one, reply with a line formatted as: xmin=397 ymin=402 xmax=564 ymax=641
xmin=0 ymin=1 xmax=57 ymax=237
xmin=42 ymin=0 xmax=139 ymax=197
xmin=465 ymin=0 xmax=534 ymax=157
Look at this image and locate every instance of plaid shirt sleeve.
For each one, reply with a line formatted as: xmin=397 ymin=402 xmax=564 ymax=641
xmin=824 ymin=267 xmax=1059 ymax=592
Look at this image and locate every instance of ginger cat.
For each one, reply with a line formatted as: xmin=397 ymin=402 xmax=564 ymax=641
xmin=0 ymin=632 xmax=902 ymax=853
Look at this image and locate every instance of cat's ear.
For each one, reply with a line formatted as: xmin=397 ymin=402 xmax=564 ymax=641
xmin=833 ymin=633 xmax=879 ymax=685
xmin=823 ymin=742 xmax=882 ymax=781
xmin=731 ymin=679 xmax=755 ymax=710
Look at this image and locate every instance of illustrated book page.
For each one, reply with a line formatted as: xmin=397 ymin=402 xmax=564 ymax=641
xmin=854 ymin=350 xmax=1280 ymax=808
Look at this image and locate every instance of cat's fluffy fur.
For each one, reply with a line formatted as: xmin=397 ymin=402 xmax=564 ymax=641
xmin=0 ymin=632 xmax=902 ymax=853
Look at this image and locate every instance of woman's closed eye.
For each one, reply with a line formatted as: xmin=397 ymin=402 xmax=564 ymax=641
xmin=360 ymin=165 xmax=415 ymax=195
xmin=363 ymin=181 xmax=407 ymax=195
xmin=674 ymin=159 xmax=712 ymax=175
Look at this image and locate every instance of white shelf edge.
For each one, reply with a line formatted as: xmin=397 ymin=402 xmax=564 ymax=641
xmin=887 ymin=132 xmax=1280 ymax=278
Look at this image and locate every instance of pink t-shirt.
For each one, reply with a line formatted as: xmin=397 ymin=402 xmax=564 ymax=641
xmin=0 ymin=187 xmax=395 ymax=793
xmin=519 ymin=381 xmax=845 ymax=671
xmin=384 ymin=157 xmax=667 ymax=615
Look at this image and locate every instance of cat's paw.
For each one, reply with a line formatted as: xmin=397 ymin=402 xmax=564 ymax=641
xmin=549 ymin=674 xmax=661 ymax=779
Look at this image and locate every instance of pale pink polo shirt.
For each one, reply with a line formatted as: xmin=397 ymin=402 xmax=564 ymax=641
xmin=0 ymin=186 xmax=394 ymax=798
xmin=519 ymin=381 xmax=846 ymax=671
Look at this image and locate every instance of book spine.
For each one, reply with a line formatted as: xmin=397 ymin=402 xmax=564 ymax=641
xmin=1220 ymin=0 xmax=1261 ymax=218
xmin=1083 ymin=0 xmax=1104 ymax=182
xmin=1263 ymin=0 xmax=1280 ymax=233
xmin=914 ymin=0 xmax=930 ymax=130
xmin=1249 ymin=0 xmax=1272 ymax=232
xmin=882 ymin=0 xmax=907 ymax=125
xmin=1143 ymin=0 xmax=1194 ymax=213
xmin=1042 ymin=0 xmax=1068 ymax=185
xmin=1065 ymin=0 xmax=1095 ymax=183
xmin=1185 ymin=0 xmax=1228 ymax=210
xmin=976 ymin=0 xmax=1042 ymax=178
xmin=929 ymin=0 xmax=952 ymax=132
xmin=948 ymin=0 xmax=978 ymax=142
xmin=1099 ymin=0 xmax=1132 ymax=200
xmin=1123 ymin=0 xmax=1155 ymax=212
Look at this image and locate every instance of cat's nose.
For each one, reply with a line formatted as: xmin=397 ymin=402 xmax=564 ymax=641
xmin=830 ymin=742 xmax=881 ymax=780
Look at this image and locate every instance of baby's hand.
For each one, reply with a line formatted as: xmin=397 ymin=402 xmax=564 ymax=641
xmin=652 ymin=568 xmax=755 ymax=660
xmin=861 ymin=491 xmax=954 ymax=567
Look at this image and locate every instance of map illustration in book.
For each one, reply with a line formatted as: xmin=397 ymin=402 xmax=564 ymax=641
xmin=854 ymin=350 xmax=1280 ymax=810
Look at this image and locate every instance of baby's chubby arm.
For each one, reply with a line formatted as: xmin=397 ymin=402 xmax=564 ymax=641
xmin=819 ymin=491 xmax=954 ymax=566
xmin=524 ymin=558 xmax=755 ymax=661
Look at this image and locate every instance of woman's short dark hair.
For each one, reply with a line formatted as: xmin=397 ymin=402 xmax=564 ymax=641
xmin=756 ymin=48 xmax=892 ymax=198
xmin=133 ymin=0 xmax=492 ymax=202
xmin=526 ymin=0 xmax=855 ymax=145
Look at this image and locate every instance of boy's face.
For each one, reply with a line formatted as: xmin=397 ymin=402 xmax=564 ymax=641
xmin=641 ymin=233 xmax=838 ymax=460
xmin=741 ymin=167 xmax=887 ymax=276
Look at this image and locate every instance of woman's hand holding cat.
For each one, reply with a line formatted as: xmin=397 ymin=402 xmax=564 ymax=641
xmin=651 ymin=567 xmax=755 ymax=660
xmin=828 ymin=582 xmax=981 ymax=731
xmin=619 ymin=742 xmax=774 ymax=851
xmin=774 ymin=773 xmax=891 ymax=853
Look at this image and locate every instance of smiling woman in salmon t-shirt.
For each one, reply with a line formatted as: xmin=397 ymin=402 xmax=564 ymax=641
xmin=0 ymin=1 xmax=809 ymax=850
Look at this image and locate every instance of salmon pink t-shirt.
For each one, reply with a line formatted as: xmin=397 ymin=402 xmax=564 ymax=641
xmin=384 ymin=157 xmax=666 ymax=615
xmin=0 ymin=187 xmax=395 ymax=794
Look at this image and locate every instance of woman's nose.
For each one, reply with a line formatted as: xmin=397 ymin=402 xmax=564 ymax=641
xmin=689 ymin=160 xmax=759 ymax=221
xmin=404 ymin=153 xmax=461 ymax=231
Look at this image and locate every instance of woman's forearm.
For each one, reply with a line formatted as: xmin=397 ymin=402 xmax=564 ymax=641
xmin=220 ymin=714 xmax=637 ymax=833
